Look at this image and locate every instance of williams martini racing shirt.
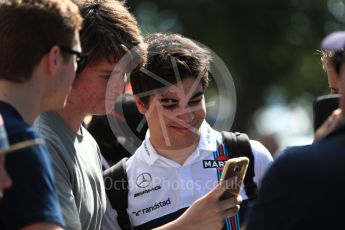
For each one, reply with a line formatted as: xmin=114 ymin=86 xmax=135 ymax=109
xmin=117 ymin=121 xmax=273 ymax=229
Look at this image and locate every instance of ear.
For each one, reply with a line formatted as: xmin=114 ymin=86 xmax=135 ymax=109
xmin=134 ymin=96 xmax=146 ymax=114
xmin=46 ymin=45 xmax=61 ymax=76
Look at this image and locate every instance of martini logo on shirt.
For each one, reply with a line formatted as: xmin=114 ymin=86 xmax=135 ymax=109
xmin=203 ymin=155 xmax=229 ymax=170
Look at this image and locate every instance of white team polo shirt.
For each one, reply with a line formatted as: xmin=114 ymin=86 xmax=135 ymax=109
xmin=124 ymin=121 xmax=273 ymax=228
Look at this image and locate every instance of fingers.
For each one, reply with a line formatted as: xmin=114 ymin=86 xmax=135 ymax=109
xmin=203 ymin=181 xmax=242 ymax=211
xmin=205 ymin=180 xmax=227 ymax=200
xmin=218 ymin=196 xmax=241 ymax=219
xmin=200 ymin=181 xmax=242 ymax=220
xmin=324 ymin=109 xmax=342 ymax=134
xmin=222 ymin=205 xmax=241 ymax=219
xmin=331 ymin=109 xmax=342 ymax=125
xmin=314 ymin=109 xmax=343 ymax=142
xmin=219 ymin=195 xmax=242 ymax=211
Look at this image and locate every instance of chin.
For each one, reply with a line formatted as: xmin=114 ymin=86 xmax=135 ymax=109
xmin=172 ymin=134 xmax=200 ymax=148
xmin=91 ymin=106 xmax=107 ymax=116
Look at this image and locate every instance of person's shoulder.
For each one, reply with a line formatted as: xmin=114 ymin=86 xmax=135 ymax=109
xmin=261 ymin=141 xmax=340 ymax=195
xmin=127 ymin=143 xmax=145 ymax=165
xmin=249 ymin=140 xmax=273 ymax=162
xmin=266 ymin=144 xmax=313 ymax=177
xmin=126 ymin=142 xmax=153 ymax=174
xmin=283 ymin=139 xmax=335 ymax=160
xmin=6 ymin=138 xmax=51 ymax=171
xmin=3 ymin=148 xmax=64 ymax=229
xmin=34 ymin=113 xmax=69 ymax=147
xmin=282 ymin=135 xmax=345 ymax=166
xmin=3 ymin=110 xmax=38 ymax=138
xmin=34 ymin=112 xmax=57 ymax=133
xmin=4 ymin=114 xmax=52 ymax=170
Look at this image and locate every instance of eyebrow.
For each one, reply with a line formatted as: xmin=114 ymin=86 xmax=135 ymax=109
xmin=160 ymin=91 xmax=204 ymax=103
xmin=190 ymin=91 xmax=204 ymax=99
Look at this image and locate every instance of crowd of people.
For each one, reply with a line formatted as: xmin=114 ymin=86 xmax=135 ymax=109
xmin=0 ymin=0 xmax=344 ymax=230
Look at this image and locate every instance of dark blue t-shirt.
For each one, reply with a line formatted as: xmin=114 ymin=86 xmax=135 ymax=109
xmin=246 ymin=124 xmax=345 ymax=229
xmin=0 ymin=101 xmax=64 ymax=229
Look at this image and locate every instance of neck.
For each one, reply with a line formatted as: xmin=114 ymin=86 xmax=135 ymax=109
xmin=0 ymin=80 xmax=43 ymax=124
xmin=150 ymin=139 xmax=199 ymax=165
xmin=56 ymin=101 xmax=87 ymax=134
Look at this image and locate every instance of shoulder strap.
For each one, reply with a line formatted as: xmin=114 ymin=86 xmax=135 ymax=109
xmin=103 ymin=157 xmax=132 ymax=230
xmin=221 ymin=131 xmax=258 ymax=200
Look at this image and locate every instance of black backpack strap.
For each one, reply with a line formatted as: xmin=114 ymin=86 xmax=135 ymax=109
xmin=103 ymin=157 xmax=132 ymax=230
xmin=221 ymin=131 xmax=258 ymax=200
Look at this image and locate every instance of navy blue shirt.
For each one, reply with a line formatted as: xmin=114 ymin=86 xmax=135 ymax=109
xmin=246 ymin=123 xmax=345 ymax=229
xmin=0 ymin=101 xmax=64 ymax=229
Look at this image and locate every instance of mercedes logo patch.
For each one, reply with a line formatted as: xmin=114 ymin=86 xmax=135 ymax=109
xmin=136 ymin=172 xmax=152 ymax=188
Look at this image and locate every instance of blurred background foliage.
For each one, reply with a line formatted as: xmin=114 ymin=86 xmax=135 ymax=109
xmin=126 ymin=0 xmax=345 ymax=153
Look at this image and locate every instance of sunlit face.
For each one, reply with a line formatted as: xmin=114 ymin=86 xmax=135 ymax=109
xmin=0 ymin=155 xmax=11 ymax=198
xmin=139 ymin=77 xmax=206 ymax=152
xmin=326 ymin=64 xmax=340 ymax=94
xmin=46 ymin=31 xmax=81 ymax=111
xmin=68 ymin=58 xmax=126 ymax=115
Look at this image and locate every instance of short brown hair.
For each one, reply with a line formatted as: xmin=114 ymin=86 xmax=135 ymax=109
xmin=321 ymin=50 xmax=335 ymax=71
xmin=0 ymin=0 xmax=82 ymax=82
xmin=130 ymin=33 xmax=211 ymax=104
xmin=74 ymin=0 xmax=146 ymax=69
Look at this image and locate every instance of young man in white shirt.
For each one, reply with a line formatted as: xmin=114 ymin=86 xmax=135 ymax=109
xmin=124 ymin=33 xmax=273 ymax=230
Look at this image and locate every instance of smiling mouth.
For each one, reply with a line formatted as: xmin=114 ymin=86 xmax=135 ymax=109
xmin=170 ymin=124 xmax=198 ymax=133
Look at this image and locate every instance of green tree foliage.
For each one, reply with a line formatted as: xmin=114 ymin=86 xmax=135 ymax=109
xmin=127 ymin=0 xmax=345 ymax=130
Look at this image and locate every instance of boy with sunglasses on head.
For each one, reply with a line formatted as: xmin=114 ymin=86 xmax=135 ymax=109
xmin=0 ymin=0 xmax=83 ymax=229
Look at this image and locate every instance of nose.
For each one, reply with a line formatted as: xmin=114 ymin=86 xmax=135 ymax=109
xmin=176 ymin=107 xmax=195 ymax=124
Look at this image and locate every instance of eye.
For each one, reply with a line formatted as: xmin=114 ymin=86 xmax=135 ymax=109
xmin=188 ymin=98 xmax=202 ymax=106
xmin=161 ymin=98 xmax=178 ymax=110
xmin=162 ymin=105 xmax=177 ymax=110
xmin=162 ymin=102 xmax=178 ymax=110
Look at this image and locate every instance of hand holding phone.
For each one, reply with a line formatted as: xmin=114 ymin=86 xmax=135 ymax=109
xmin=313 ymin=94 xmax=343 ymax=142
xmin=219 ymin=157 xmax=249 ymax=200
xmin=313 ymin=94 xmax=340 ymax=131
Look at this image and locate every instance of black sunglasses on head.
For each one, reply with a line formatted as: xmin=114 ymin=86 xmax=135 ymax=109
xmin=59 ymin=46 xmax=88 ymax=74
